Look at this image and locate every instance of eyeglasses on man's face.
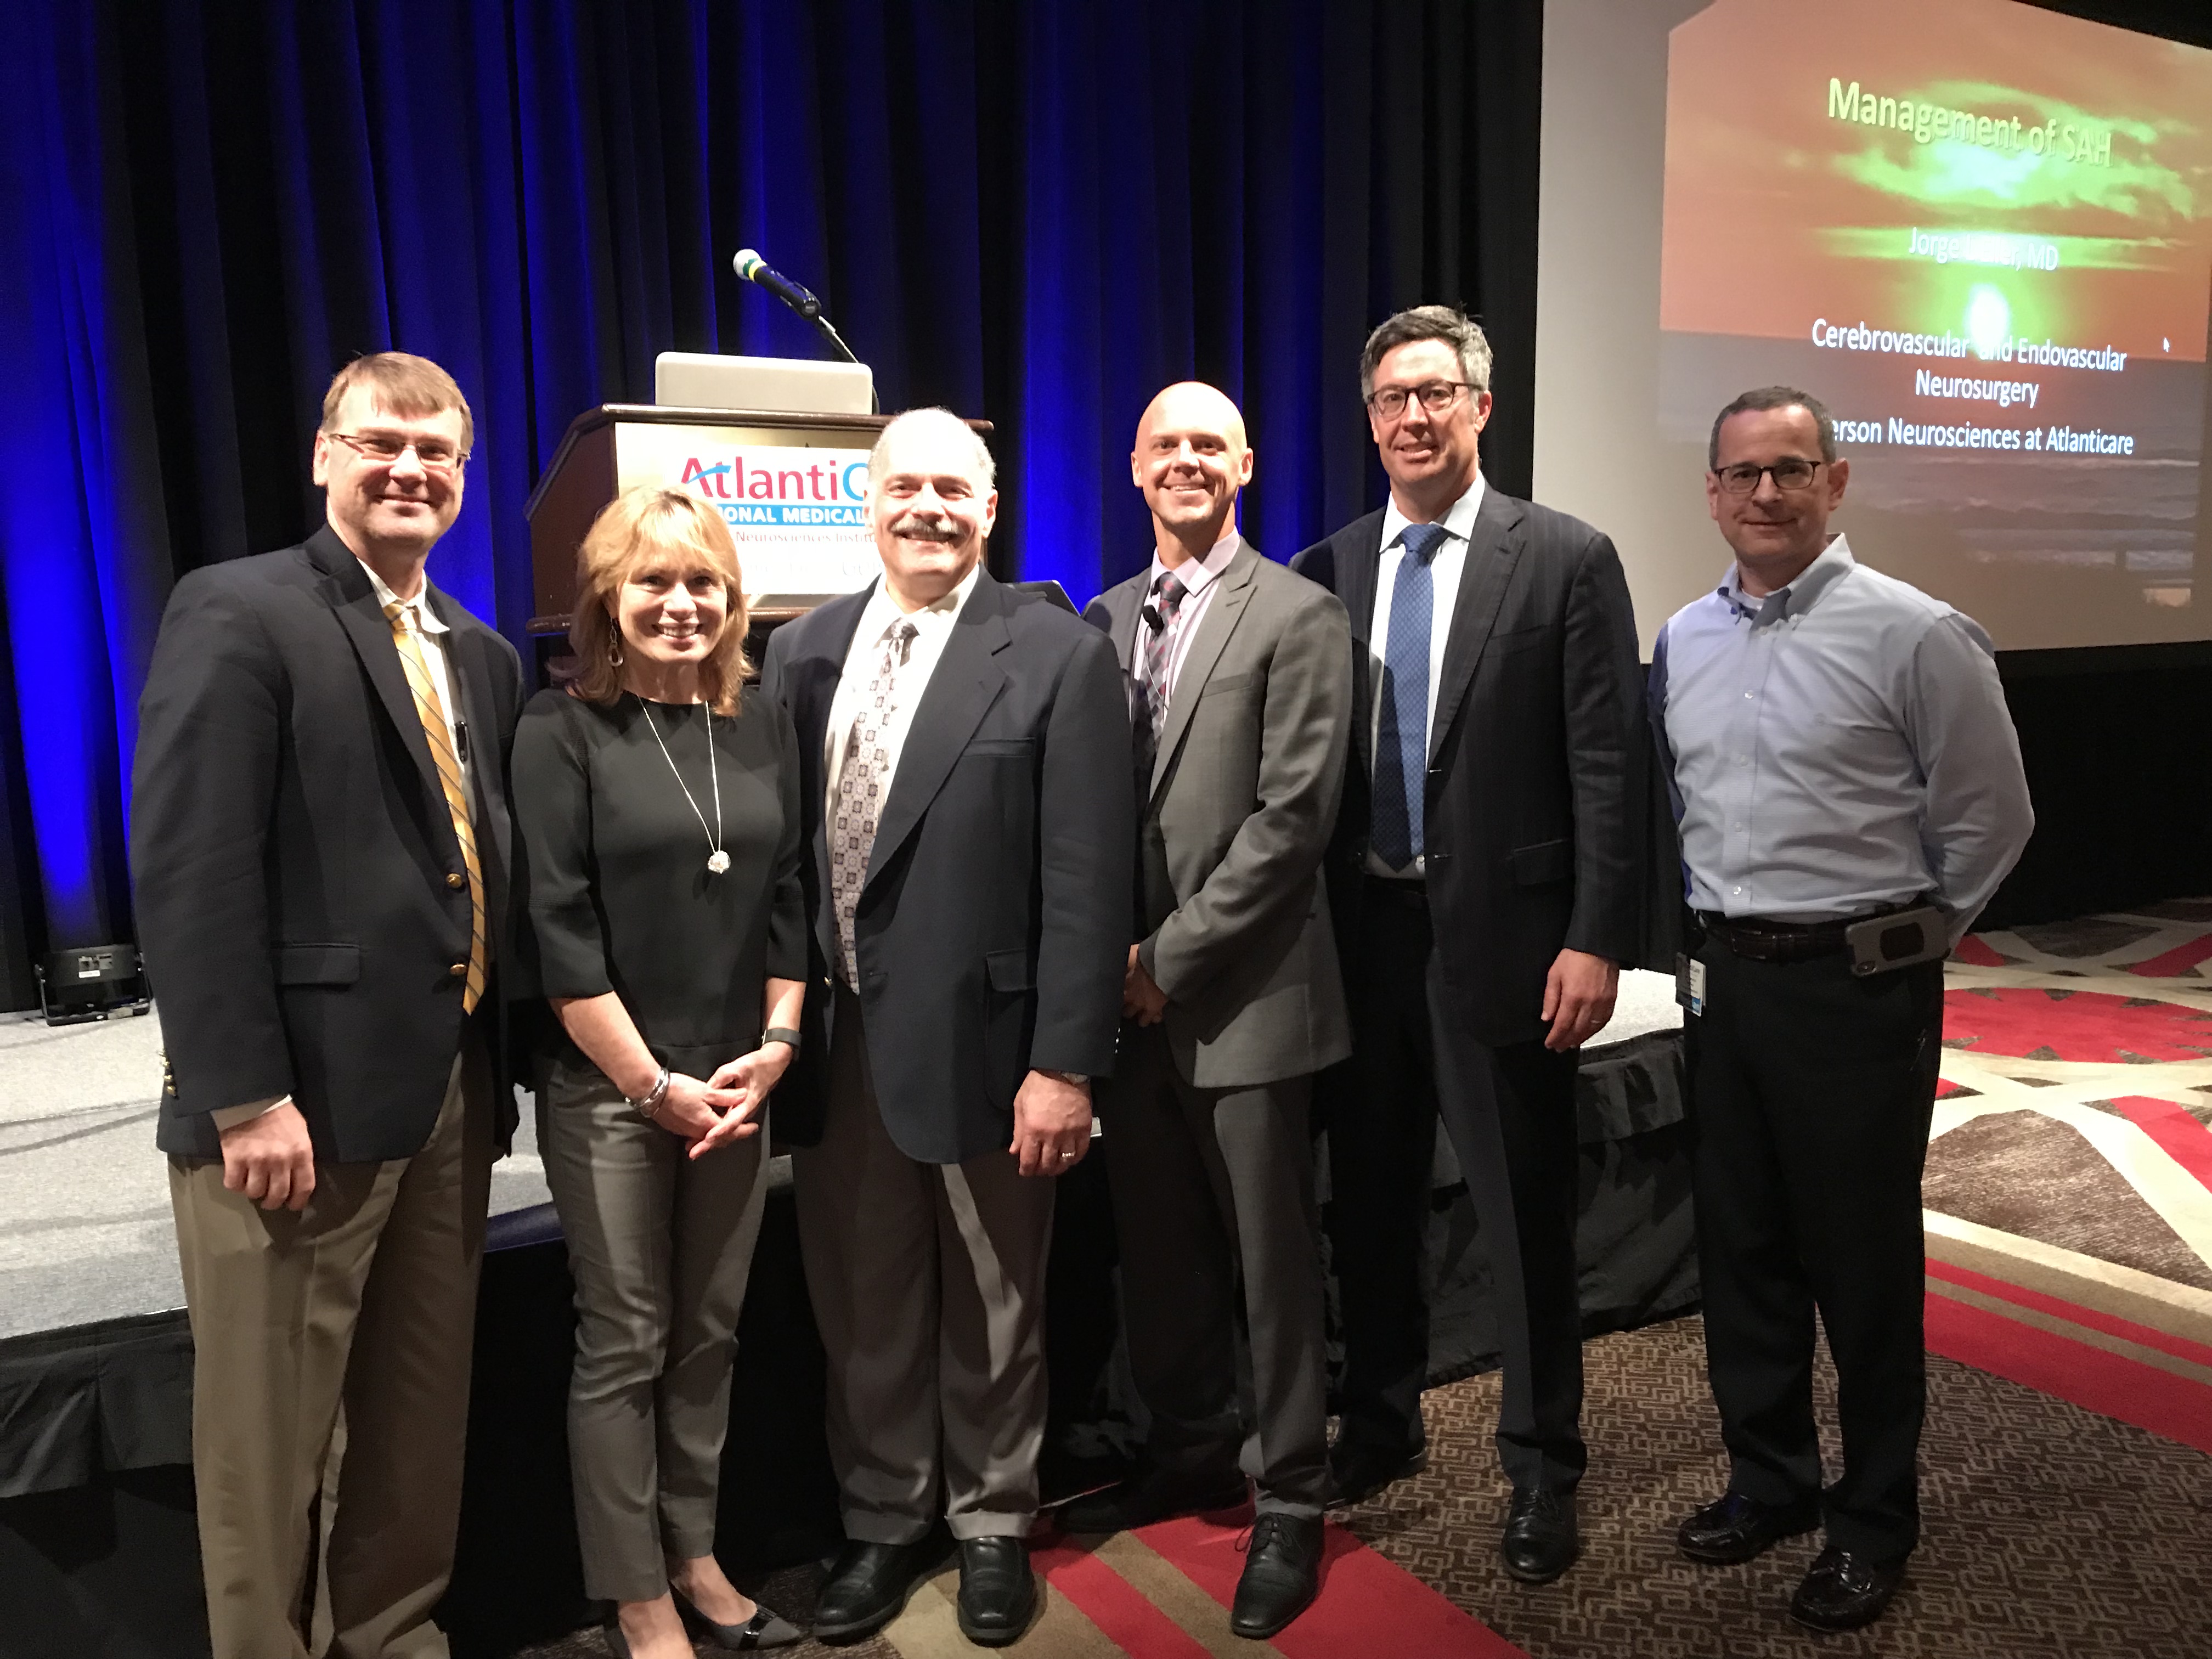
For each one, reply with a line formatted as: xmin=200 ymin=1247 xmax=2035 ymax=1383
xmin=1365 ymin=380 xmax=1470 ymax=421
xmin=328 ymin=430 xmax=470 ymax=473
xmin=1712 ymin=458 xmax=1826 ymax=495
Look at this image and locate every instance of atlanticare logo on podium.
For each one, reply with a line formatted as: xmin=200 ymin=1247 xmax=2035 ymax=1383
xmin=679 ymin=447 xmax=871 ymax=527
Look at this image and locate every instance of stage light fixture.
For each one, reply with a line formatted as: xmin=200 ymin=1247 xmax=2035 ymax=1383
xmin=36 ymin=941 xmax=151 ymax=1026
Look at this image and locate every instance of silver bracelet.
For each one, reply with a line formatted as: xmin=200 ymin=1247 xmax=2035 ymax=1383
xmin=627 ymin=1067 xmax=672 ymax=1122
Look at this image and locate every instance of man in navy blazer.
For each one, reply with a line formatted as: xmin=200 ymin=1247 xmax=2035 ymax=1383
xmin=1292 ymin=308 xmax=1645 ymax=1584
xmin=133 ymin=353 xmax=524 ymax=1659
xmin=760 ymin=408 xmax=1131 ymax=1647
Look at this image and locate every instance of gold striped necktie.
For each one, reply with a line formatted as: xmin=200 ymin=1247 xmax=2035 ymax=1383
xmin=385 ymin=599 xmax=487 ymax=1013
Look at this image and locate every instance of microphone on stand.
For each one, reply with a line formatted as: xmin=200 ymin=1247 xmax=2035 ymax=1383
xmin=731 ymin=248 xmax=868 ymax=397
xmin=732 ymin=248 xmax=821 ymax=320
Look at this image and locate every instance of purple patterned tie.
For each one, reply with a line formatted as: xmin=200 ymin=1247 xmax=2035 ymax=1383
xmin=830 ymin=619 xmax=919 ymax=986
xmin=1132 ymin=572 xmax=1189 ymax=788
xmin=1140 ymin=572 xmax=1189 ymax=741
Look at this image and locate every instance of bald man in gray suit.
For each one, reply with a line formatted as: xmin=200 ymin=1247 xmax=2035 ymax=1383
xmin=1066 ymin=383 xmax=1353 ymax=1642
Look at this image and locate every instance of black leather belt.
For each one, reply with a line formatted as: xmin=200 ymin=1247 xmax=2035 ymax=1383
xmin=1363 ymin=873 xmax=1429 ymax=908
xmin=1695 ymin=900 xmax=1923 ymax=965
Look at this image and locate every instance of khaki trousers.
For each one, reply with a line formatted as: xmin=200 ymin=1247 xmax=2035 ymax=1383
xmin=537 ymin=1058 xmax=770 ymax=1602
xmin=794 ymin=985 xmax=1056 ymax=1543
xmin=168 ymin=1036 xmax=493 ymax=1659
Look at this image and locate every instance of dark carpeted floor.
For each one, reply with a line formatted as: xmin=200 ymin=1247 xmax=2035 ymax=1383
xmin=513 ymin=1313 xmax=2212 ymax=1658
xmin=1341 ymin=1314 xmax=2212 ymax=1659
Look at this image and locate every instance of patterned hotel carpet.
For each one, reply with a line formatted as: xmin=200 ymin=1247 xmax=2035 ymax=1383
xmin=514 ymin=905 xmax=2212 ymax=1658
xmin=514 ymin=1316 xmax=2212 ymax=1659
xmin=1931 ymin=898 xmax=2212 ymax=1295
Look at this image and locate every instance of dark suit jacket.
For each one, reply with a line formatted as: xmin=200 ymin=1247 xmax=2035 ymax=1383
xmin=133 ymin=524 xmax=527 ymax=1162
xmin=1083 ymin=541 xmax=1354 ymax=1088
xmin=1291 ymin=488 xmax=1646 ymax=1048
xmin=760 ymin=567 xmax=1133 ymax=1164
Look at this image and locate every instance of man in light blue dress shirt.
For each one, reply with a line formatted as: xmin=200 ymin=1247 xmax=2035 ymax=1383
xmin=1649 ymin=387 xmax=2033 ymax=1634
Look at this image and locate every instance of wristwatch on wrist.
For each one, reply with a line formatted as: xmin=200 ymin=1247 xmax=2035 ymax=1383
xmin=1039 ymin=1068 xmax=1090 ymax=1086
xmin=627 ymin=1067 xmax=672 ymax=1122
xmin=762 ymin=1026 xmax=803 ymax=1053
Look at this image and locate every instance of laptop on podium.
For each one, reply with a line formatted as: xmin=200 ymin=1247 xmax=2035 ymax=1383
xmin=653 ymin=351 xmax=874 ymax=415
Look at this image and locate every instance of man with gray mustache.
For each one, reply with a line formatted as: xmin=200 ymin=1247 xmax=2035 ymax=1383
xmin=760 ymin=408 xmax=1132 ymax=1647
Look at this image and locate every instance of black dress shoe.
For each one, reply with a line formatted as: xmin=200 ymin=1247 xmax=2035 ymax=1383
xmin=955 ymin=1537 xmax=1035 ymax=1647
xmin=1231 ymin=1513 xmax=1324 ymax=1638
xmin=1057 ymin=1464 xmax=1248 ymax=1533
xmin=1790 ymin=1544 xmax=1906 ymax=1633
xmin=1325 ymin=1441 xmax=1428 ymax=1508
xmin=1499 ymin=1487 xmax=1579 ymax=1584
xmin=672 ymin=1584 xmax=806 ymax=1649
xmin=1675 ymin=1490 xmax=1821 ymax=1565
xmin=811 ymin=1535 xmax=946 ymax=1643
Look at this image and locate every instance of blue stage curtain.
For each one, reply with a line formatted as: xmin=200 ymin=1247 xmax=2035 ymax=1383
xmin=0 ymin=0 xmax=1539 ymax=1001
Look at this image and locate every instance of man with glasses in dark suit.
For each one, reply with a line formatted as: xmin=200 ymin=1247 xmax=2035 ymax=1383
xmin=135 ymin=352 xmax=524 ymax=1659
xmin=1293 ymin=306 xmax=1647 ymax=1585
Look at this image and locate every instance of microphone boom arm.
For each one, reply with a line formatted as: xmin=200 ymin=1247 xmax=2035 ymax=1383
xmin=733 ymin=248 xmax=877 ymax=411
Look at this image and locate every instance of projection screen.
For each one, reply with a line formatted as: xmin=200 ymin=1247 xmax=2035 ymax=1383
xmin=1533 ymin=0 xmax=2212 ymax=653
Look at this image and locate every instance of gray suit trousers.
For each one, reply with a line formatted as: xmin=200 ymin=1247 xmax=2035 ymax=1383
xmin=794 ymin=984 xmax=1056 ymax=1543
xmin=1100 ymin=1023 xmax=1330 ymax=1516
xmin=538 ymin=1058 xmax=770 ymax=1601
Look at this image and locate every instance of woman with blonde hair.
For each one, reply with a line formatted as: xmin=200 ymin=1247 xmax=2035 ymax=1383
xmin=513 ymin=484 xmax=805 ymax=1655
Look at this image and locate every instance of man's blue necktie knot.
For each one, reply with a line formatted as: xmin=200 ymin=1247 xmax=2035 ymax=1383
xmin=1399 ymin=521 xmax=1449 ymax=568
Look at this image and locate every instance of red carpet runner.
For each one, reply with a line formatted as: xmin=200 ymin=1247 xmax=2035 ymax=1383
xmin=1925 ymin=1268 xmax=2212 ymax=1455
xmin=874 ymin=1509 xmax=1527 ymax=1657
xmin=1929 ymin=907 xmax=2212 ymax=1454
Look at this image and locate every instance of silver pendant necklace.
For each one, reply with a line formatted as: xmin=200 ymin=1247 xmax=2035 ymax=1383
xmin=637 ymin=695 xmax=729 ymax=875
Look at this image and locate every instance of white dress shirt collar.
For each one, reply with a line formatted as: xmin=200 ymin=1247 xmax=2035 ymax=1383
xmin=1146 ymin=530 xmax=1241 ymax=596
xmin=363 ymin=561 xmax=464 ymax=780
xmin=1130 ymin=532 xmax=1241 ymax=697
xmin=1378 ymin=471 xmax=1486 ymax=558
xmin=364 ymin=563 xmax=450 ymax=632
xmin=822 ymin=560 xmax=985 ymax=814
xmin=855 ymin=557 xmax=984 ymax=650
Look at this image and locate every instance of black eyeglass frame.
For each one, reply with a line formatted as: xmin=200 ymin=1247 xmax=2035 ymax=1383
xmin=1363 ymin=380 xmax=1474 ymax=420
xmin=1709 ymin=458 xmax=1827 ymax=496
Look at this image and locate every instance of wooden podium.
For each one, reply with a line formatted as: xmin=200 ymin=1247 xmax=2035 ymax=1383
xmin=524 ymin=404 xmax=910 ymax=639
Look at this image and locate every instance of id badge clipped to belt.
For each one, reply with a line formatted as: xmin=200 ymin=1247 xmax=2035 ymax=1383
xmin=1675 ymin=952 xmax=1707 ymax=1017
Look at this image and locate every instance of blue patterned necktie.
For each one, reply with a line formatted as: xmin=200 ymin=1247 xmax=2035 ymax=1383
xmin=1370 ymin=523 xmax=1449 ymax=871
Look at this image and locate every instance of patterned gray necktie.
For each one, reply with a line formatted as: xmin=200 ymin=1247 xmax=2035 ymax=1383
xmin=1139 ymin=571 xmax=1189 ymax=742
xmin=1132 ymin=572 xmax=1189 ymax=786
xmin=831 ymin=619 xmax=919 ymax=987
